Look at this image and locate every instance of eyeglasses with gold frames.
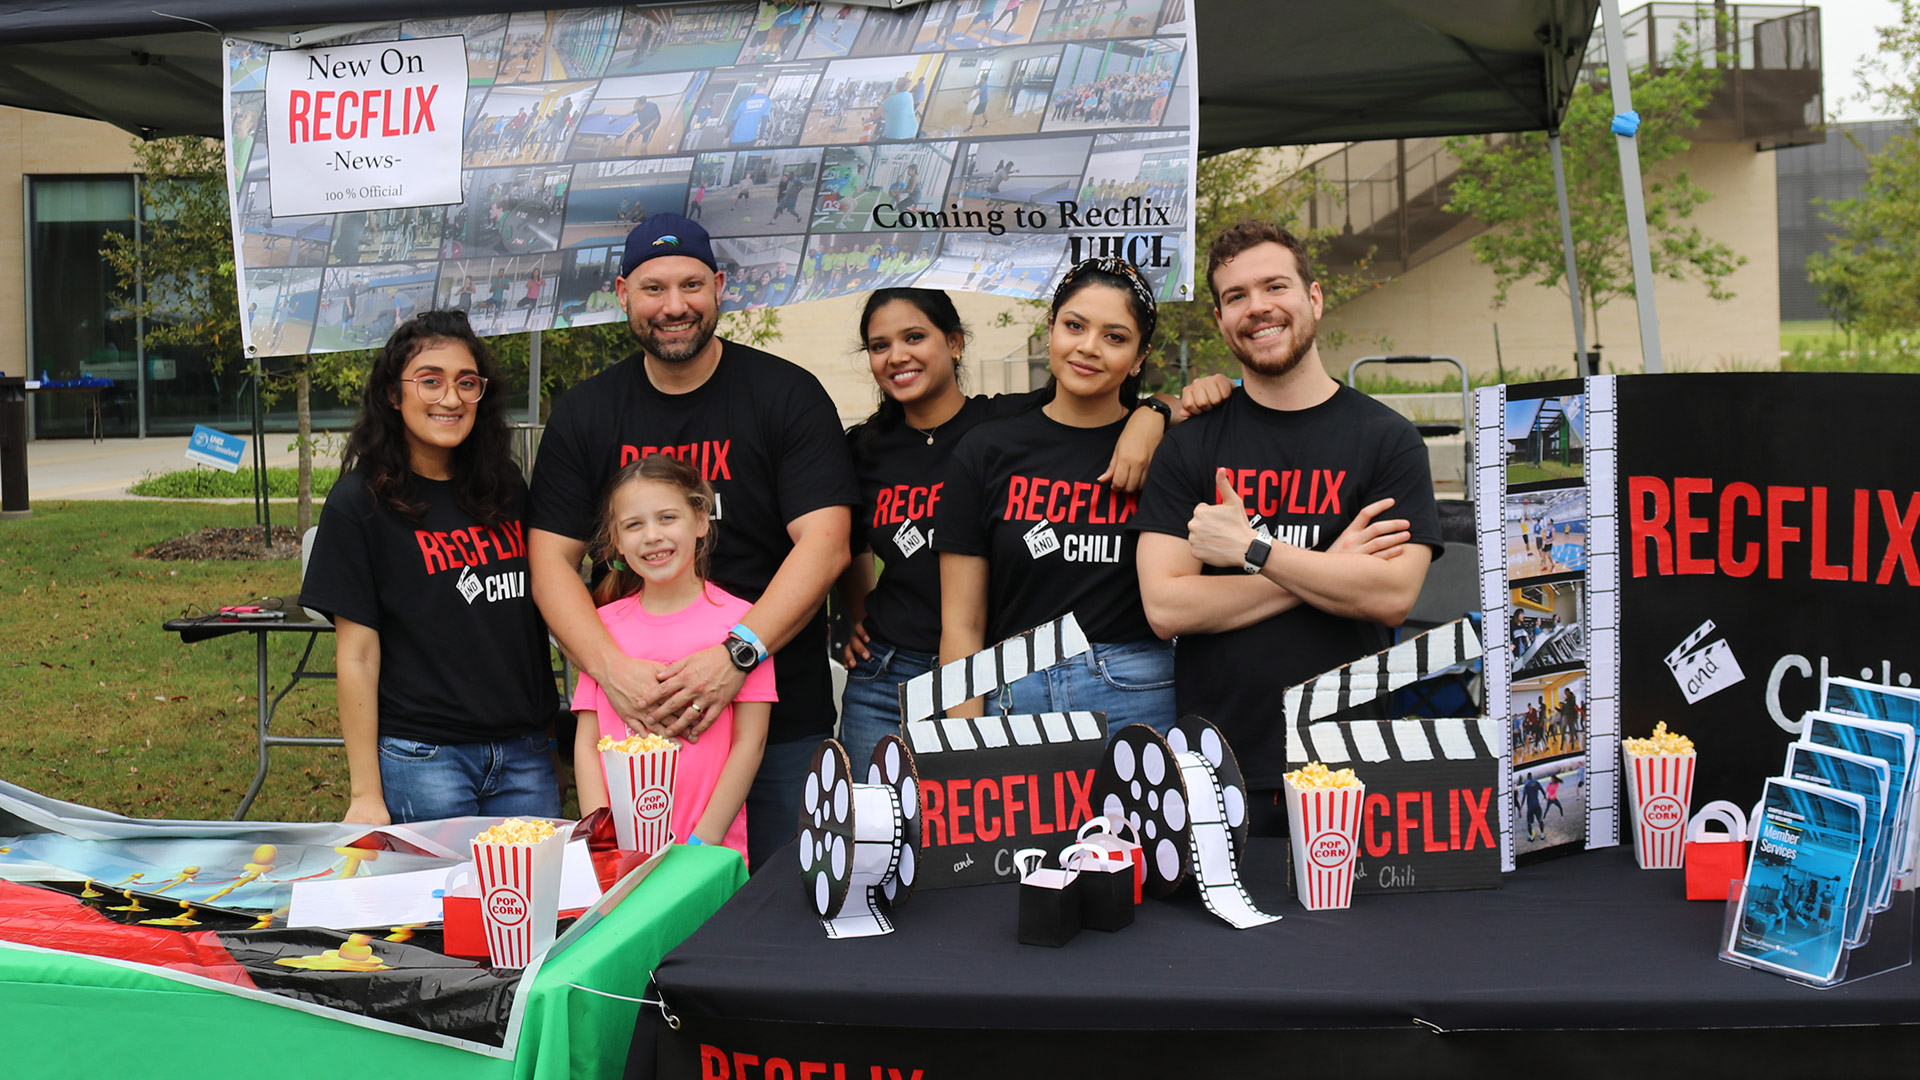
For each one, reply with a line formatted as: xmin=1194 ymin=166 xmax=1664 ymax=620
xmin=399 ymin=374 xmax=488 ymax=404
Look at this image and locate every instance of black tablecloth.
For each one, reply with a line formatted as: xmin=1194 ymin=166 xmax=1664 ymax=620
xmin=652 ymin=839 xmax=1918 ymax=1033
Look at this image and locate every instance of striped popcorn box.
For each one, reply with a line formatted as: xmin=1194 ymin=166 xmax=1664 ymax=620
xmin=603 ymin=743 xmax=679 ymax=853
xmin=1623 ymin=747 xmax=1696 ymax=870
xmin=1284 ymin=774 xmax=1366 ymax=911
xmin=470 ymin=825 xmax=567 ymax=969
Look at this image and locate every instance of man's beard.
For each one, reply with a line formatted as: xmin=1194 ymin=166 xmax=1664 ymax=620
xmin=633 ymin=306 xmax=719 ymax=363
xmin=1240 ymin=315 xmax=1317 ymax=378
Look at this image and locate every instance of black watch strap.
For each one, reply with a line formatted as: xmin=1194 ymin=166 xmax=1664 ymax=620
xmin=1243 ymin=537 xmax=1272 ymax=574
xmin=725 ymin=633 xmax=760 ymax=672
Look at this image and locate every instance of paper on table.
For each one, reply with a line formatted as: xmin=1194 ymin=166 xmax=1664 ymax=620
xmin=287 ymin=839 xmax=603 ymax=929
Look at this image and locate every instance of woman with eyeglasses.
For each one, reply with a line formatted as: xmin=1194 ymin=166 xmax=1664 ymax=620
xmin=301 ymin=310 xmax=563 ymax=825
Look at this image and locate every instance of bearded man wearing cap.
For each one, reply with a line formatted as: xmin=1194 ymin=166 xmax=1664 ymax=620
xmin=528 ymin=213 xmax=856 ymax=870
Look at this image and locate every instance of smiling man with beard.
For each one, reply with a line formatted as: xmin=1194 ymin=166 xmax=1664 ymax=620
xmin=526 ymin=213 xmax=855 ymax=869
xmin=1131 ymin=221 xmax=1443 ymax=836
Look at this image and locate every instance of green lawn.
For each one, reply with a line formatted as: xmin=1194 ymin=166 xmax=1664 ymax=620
xmin=129 ymin=466 xmax=339 ymax=499
xmin=1780 ymin=319 xmax=1845 ymax=352
xmin=1507 ymin=461 xmax=1584 ymax=485
xmin=0 ymin=501 xmax=347 ymax=822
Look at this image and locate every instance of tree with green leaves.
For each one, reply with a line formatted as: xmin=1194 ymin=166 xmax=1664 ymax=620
xmin=1805 ymin=0 xmax=1920 ymax=341
xmin=1443 ymin=39 xmax=1743 ymax=353
xmin=102 ymin=135 xmax=332 ymax=536
xmin=998 ymin=149 xmax=1369 ymax=391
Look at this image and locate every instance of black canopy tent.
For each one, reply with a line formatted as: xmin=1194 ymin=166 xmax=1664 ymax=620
xmin=0 ymin=0 xmax=1666 ymax=371
xmin=0 ymin=0 xmax=1602 ymax=150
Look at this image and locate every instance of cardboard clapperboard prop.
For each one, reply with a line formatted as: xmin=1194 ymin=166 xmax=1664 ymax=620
xmin=1664 ymin=619 xmax=1744 ymax=707
xmin=797 ymin=734 xmax=922 ymax=939
xmin=1094 ymin=716 xmax=1282 ymax=929
xmin=895 ymin=614 xmax=1109 ymax=889
xmin=1280 ymin=619 xmax=1502 ymax=894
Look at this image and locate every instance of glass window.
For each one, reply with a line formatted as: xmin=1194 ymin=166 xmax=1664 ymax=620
xmin=26 ymin=174 xmax=360 ymax=440
xmin=27 ymin=176 xmax=139 ymax=438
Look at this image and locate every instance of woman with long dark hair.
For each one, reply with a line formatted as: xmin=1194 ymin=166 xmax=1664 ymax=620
xmin=932 ymin=259 xmax=1180 ymax=735
xmin=838 ymin=286 xmax=1220 ymax=761
xmin=301 ymin=310 xmax=562 ymax=824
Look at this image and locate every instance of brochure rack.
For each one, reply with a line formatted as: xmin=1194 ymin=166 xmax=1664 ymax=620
xmin=1721 ymin=880 xmax=1914 ymax=988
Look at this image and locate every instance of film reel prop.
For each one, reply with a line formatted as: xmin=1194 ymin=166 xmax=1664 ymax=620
xmin=1093 ymin=716 xmax=1278 ymax=929
xmin=797 ymin=735 xmax=923 ymax=939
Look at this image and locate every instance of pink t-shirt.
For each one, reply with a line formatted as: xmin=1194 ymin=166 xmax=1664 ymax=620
xmin=573 ymin=583 xmax=777 ymax=864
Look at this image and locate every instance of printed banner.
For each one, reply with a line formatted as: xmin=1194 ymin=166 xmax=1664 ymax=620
xmin=223 ymin=1 xmax=1200 ymax=357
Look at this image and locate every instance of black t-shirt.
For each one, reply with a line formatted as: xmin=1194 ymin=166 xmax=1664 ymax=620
xmin=847 ymin=390 xmax=1045 ymax=655
xmin=300 ymin=469 xmax=559 ymax=745
xmin=1131 ymin=385 xmax=1445 ymax=787
xmin=528 ymin=340 xmax=857 ymax=743
xmin=934 ymin=407 xmax=1153 ymax=645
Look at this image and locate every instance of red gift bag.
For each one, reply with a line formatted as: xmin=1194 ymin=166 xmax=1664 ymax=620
xmin=1684 ymin=801 xmax=1749 ymax=901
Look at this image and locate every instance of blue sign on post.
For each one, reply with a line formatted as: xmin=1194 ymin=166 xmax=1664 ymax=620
xmin=185 ymin=424 xmax=246 ymax=473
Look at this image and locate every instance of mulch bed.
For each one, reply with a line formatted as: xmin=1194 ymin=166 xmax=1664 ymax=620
xmin=143 ymin=526 xmax=301 ymax=561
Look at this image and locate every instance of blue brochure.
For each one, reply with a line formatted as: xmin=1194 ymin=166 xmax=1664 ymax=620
xmin=1728 ymin=777 xmax=1865 ymax=985
xmin=1802 ymin=710 xmax=1914 ymax=913
xmin=1782 ymin=743 xmax=1888 ymax=946
xmin=1824 ymin=676 xmax=1920 ymax=883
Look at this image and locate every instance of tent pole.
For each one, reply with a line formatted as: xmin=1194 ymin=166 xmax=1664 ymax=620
xmin=1548 ymin=131 xmax=1587 ymax=371
xmin=1599 ymin=0 xmax=1665 ymax=373
xmin=527 ymin=330 xmax=542 ymax=426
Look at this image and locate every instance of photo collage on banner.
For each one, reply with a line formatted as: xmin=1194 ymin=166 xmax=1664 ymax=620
xmin=1475 ymin=378 xmax=1621 ymax=869
xmin=224 ymin=1 xmax=1199 ymax=356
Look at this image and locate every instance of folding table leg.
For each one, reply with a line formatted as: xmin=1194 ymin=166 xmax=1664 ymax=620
xmin=234 ymin=632 xmax=273 ymax=820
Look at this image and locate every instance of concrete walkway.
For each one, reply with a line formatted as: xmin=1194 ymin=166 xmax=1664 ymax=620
xmin=24 ymin=436 xmax=304 ymax=501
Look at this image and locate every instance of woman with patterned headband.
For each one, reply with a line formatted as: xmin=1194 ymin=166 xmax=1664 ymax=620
xmin=932 ymin=258 xmax=1179 ymax=736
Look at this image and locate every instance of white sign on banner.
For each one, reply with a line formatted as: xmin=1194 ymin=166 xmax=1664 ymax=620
xmin=265 ymin=36 xmax=468 ymax=217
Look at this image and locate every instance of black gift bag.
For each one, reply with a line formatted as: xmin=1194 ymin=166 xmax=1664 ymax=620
xmin=1063 ymin=841 xmax=1134 ymax=931
xmin=1015 ymin=848 xmax=1083 ymax=947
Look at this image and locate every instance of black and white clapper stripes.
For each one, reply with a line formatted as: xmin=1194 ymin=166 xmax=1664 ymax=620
xmin=898 ymin=613 xmax=1092 ymax=722
xmin=1093 ymin=716 xmax=1281 ymax=929
xmin=797 ymin=734 xmax=923 ymax=939
xmin=1281 ymin=618 xmax=1486 ymax=765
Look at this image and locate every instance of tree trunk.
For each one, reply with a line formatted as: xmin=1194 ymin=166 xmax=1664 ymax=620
xmin=296 ymin=359 xmax=313 ymax=537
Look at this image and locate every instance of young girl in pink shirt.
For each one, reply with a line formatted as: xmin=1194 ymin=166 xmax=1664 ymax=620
xmin=571 ymin=455 xmax=774 ymax=864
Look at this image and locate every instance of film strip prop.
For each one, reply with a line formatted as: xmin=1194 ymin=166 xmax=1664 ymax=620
xmin=1278 ymin=619 xmax=1501 ymax=894
xmin=896 ymin=614 xmax=1109 ymax=889
xmin=1093 ymin=716 xmax=1279 ymax=929
xmin=1583 ymin=375 xmax=1623 ymax=852
xmin=797 ymin=735 xmax=923 ymax=940
xmin=1473 ymin=382 xmax=1515 ymax=870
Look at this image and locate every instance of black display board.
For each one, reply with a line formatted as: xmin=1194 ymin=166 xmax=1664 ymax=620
xmin=1617 ymin=373 xmax=1920 ymax=810
xmin=906 ymin=712 xmax=1106 ymax=889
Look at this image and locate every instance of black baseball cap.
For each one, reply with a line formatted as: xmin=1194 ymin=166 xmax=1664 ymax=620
xmin=620 ymin=213 xmax=717 ymax=278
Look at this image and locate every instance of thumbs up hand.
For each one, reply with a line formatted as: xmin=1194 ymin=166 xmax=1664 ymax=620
xmin=1188 ymin=468 xmax=1260 ymax=569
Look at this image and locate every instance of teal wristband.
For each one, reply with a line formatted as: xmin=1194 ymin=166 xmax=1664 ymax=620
xmin=686 ymin=835 xmax=705 ymax=846
xmin=729 ymin=622 xmax=768 ymax=662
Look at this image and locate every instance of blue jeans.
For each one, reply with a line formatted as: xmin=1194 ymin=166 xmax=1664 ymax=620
xmin=746 ymin=735 xmax=825 ymax=872
xmin=839 ymin=643 xmax=938 ymax=768
xmin=999 ymin=639 xmax=1176 ymax=739
xmin=377 ymin=733 xmax=560 ymax=824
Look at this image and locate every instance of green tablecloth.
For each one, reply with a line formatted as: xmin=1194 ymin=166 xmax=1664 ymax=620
xmin=0 ymin=845 xmax=745 ymax=1079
